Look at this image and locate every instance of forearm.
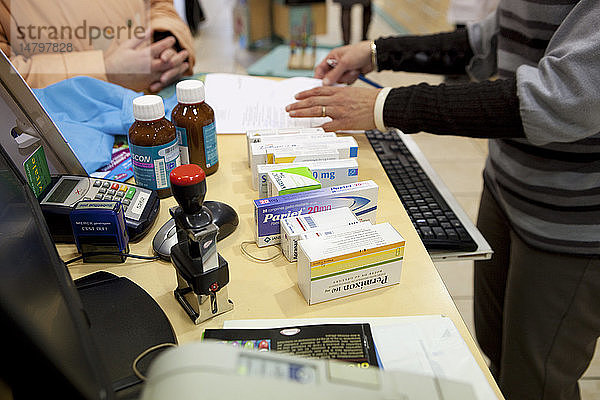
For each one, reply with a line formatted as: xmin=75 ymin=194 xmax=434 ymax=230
xmin=2 ymin=45 xmax=107 ymax=88
xmin=375 ymin=28 xmax=473 ymax=75
xmin=150 ymin=0 xmax=195 ymax=73
xmin=382 ymin=78 xmax=525 ymax=138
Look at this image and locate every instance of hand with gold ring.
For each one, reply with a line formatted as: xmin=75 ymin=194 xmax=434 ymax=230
xmin=314 ymin=41 xmax=373 ymax=86
xmin=286 ymin=86 xmax=380 ymax=132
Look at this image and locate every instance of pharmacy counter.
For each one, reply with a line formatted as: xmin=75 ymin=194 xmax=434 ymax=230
xmin=57 ymin=132 xmax=503 ymax=399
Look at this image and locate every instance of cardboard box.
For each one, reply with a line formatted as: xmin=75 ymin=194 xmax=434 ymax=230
xmin=267 ymin=166 xmax=321 ymax=196
xmin=246 ymin=127 xmax=330 ymax=166
xmin=253 ymin=180 xmax=378 ymax=247
xmin=250 ymin=136 xmax=357 ymax=188
xmin=267 ymin=138 xmax=358 ymax=164
xmin=280 ymin=207 xmax=360 ymax=261
xmin=271 ymin=136 xmax=358 ymax=164
xmin=298 ymin=221 xmax=373 ymax=241
xmin=251 ymin=141 xmax=339 ymax=189
xmin=297 ymin=223 xmax=405 ymax=305
xmin=257 ymin=159 xmax=359 ymax=198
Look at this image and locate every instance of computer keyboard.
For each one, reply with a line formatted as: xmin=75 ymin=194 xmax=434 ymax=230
xmin=366 ymin=130 xmax=478 ymax=252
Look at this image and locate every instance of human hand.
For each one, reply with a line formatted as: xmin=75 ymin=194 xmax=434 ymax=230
xmin=104 ymin=34 xmax=189 ymax=92
xmin=286 ymin=86 xmax=380 ymax=131
xmin=315 ymin=41 xmax=373 ymax=86
xmin=103 ymin=33 xmax=154 ymax=91
xmin=149 ymin=40 xmax=190 ymax=92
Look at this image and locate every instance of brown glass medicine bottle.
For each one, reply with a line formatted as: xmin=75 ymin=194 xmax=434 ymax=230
xmin=129 ymin=95 xmax=181 ymax=199
xmin=171 ymin=80 xmax=219 ymax=175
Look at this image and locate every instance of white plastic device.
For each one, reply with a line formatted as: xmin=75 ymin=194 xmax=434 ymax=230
xmin=141 ymin=341 xmax=478 ymax=400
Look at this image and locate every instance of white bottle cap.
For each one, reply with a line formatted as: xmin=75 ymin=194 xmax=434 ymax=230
xmin=132 ymin=95 xmax=165 ymax=121
xmin=176 ymin=80 xmax=205 ymax=104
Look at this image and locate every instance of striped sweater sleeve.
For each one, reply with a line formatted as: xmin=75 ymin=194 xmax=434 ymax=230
xmin=375 ymin=28 xmax=473 ymax=75
xmin=516 ymin=0 xmax=600 ymax=146
xmin=383 ymin=79 xmax=525 ymax=138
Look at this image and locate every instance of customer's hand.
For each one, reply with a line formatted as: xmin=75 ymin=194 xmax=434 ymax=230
xmin=315 ymin=41 xmax=373 ymax=86
xmin=149 ymin=40 xmax=190 ymax=92
xmin=286 ymin=86 xmax=380 ymax=131
xmin=104 ymin=35 xmax=189 ymax=92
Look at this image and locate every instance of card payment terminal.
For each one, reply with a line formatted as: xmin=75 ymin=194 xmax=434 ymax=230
xmin=39 ymin=175 xmax=160 ymax=242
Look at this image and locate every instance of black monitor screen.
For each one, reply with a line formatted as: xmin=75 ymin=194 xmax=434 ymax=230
xmin=0 ymin=145 xmax=113 ymax=399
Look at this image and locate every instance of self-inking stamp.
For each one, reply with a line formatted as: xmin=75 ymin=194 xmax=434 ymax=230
xmin=169 ymin=164 xmax=233 ymax=324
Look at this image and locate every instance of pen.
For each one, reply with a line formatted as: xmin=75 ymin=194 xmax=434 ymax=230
xmin=326 ymin=58 xmax=383 ymax=89
xmin=357 ymin=74 xmax=383 ymax=89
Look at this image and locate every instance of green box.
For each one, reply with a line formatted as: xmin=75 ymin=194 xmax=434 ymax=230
xmin=267 ymin=166 xmax=321 ymax=196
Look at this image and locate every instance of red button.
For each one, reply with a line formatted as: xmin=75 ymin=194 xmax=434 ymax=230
xmin=170 ymin=164 xmax=206 ymax=186
xmin=111 ymin=183 xmax=119 ymax=190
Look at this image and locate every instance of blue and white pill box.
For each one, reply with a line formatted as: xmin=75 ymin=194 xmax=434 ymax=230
xmin=280 ymin=207 xmax=361 ymax=262
xmin=257 ymin=159 xmax=359 ymax=197
xmin=253 ymin=180 xmax=378 ymax=247
xmin=250 ymin=136 xmax=358 ymax=186
xmin=246 ymin=128 xmax=332 ymax=166
xmin=270 ymin=136 xmax=359 ymax=164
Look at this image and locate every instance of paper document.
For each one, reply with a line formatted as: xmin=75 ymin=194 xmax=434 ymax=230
xmin=204 ymin=323 xmax=379 ymax=367
xmin=223 ymin=316 xmax=498 ymax=400
xmin=204 ymin=73 xmax=330 ymax=134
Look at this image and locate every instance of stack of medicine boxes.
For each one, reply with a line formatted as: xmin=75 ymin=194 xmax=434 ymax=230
xmin=248 ymin=128 xmax=406 ymax=305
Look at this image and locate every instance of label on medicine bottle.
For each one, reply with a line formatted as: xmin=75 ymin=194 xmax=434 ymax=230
xmin=203 ymin=122 xmax=218 ymax=168
xmin=176 ymin=126 xmax=190 ymax=164
xmin=130 ymin=138 xmax=180 ymax=190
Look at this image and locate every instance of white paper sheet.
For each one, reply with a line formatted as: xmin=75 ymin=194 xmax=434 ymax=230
xmin=204 ymin=73 xmax=331 ymax=134
xmin=223 ymin=316 xmax=498 ymax=400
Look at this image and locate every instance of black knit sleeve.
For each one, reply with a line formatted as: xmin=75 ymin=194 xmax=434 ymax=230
xmin=383 ymin=78 xmax=525 ymax=139
xmin=375 ymin=28 xmax=473 ymax=75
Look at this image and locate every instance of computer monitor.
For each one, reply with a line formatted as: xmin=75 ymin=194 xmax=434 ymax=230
xmin=0 ymin=140 xmax=177 ymax=398
xmin=0 ymin=50 xmax=86 ymax=179
xmin=0 ymin=144 xmax=113 ymax=399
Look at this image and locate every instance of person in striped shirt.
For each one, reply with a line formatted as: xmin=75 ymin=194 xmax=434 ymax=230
xmin=287 ymin=1 xmax=600 ymax=399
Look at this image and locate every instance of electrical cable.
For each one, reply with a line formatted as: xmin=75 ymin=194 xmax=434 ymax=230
xmin=240 ymin=240 xmax=282 ymax=263
xmin=132 ymin=342 xmax=178 ymax=381
xmin=63 ymin=252 xmax=161 ymax=265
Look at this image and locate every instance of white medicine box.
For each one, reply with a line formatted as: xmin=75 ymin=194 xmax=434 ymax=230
xmin=297 ymin=223 xmax=405 ymax=305
xmin=280 ymin=207 xmax=360 ymax=262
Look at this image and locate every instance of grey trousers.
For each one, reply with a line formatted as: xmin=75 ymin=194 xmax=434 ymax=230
xmin=474 ymin=185 xmax=600 ymax=400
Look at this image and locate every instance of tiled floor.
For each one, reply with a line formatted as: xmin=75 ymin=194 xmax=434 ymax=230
xmin=192 ymin=1 xmax=599 ymax=398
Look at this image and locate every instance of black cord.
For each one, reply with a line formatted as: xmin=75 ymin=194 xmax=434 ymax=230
xmin=64 ymin=252 xmax=161 ymax=265
xmin=64 ymin=255 xmax=84 ymax=264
